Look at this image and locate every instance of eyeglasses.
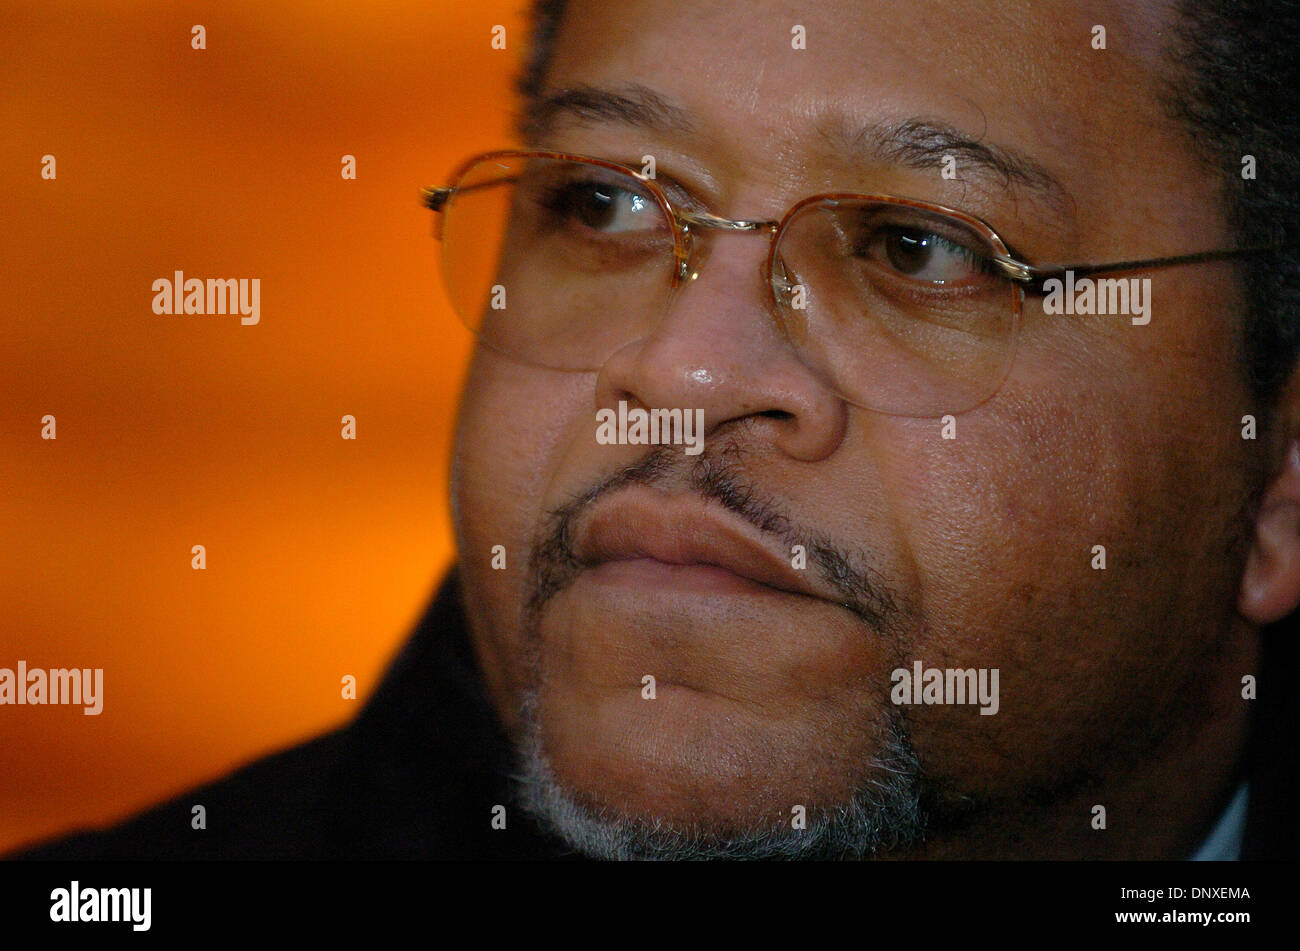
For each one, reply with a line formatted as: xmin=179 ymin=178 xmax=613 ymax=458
xmin=422 ymin=149 xmax=1293 ymax=417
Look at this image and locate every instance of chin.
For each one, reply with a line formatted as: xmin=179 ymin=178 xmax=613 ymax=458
xmin=515 ymin=700 xmax=928 ymax=860
xmin=538 ymin=683 xmax=797 ymax=826
xmin=511 ymin=671 xmax=929 ymax=859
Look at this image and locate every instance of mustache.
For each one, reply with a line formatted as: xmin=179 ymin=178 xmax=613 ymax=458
xmin=524 ymin=440 xmax=906 ymax=633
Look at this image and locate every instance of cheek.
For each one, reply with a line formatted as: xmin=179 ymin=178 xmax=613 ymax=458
xmin=875 ymin=324 xmax=1254 ymax=796
xmin=452 ymin=352 xmax=594 ymax=720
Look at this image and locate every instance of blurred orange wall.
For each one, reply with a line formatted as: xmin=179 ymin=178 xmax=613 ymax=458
xmin=0 ymin=0 xmax=526 ymax=852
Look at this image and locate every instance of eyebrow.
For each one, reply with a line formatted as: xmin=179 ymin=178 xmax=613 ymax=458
xmin=522 ymin=83 xmax=695 ymax=141
xmin=841 ymin=116 xmax=1073 ymax=215
xmin=523 ymin=84 xmax=1072 ymax=215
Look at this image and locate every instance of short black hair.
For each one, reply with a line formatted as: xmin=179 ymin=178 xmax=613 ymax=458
xmin=1170 ymin=1 xmax=1300 ymax=403
xmin=520 ymin=0 xmax=1300 ymax=404
xmin=519 ymin=0 xmax=567 ymax=109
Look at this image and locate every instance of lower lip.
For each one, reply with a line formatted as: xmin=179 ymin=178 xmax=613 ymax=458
xmin=584 ymin=558 xmax=785 ymax=596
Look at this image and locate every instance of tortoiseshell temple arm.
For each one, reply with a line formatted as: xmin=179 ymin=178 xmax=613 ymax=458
xmin=994 ymin=243 xmax=1300 ymax=295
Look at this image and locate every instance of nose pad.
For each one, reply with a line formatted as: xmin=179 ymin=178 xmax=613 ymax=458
xmin=767 ymin=252 xmax=808 ymax=344
xmin=680 ymin=224 xmax=709 ymax=285
xmin=671 ymin=221 xmax=699 ymax=284
xmin=675 ymin=251 xmax=692 ymax=283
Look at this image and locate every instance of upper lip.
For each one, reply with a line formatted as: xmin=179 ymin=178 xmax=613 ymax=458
xmin=573 ymin=486 xmax=832 ymax=602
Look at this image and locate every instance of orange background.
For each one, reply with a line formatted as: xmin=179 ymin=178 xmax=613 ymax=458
xmin=0 ymin=0 xmax=525 ymax=853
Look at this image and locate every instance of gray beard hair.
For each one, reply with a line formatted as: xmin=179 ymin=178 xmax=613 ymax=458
xmin=512 ymin=686 xmax=930 ymax=860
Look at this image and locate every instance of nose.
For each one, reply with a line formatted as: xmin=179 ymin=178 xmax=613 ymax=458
xmin=593 ymin=231 xmax=847 ymax=462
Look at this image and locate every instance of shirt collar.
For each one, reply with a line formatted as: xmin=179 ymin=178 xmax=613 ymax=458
xmin=1189 ymin=782 xmax=1249 ymax=861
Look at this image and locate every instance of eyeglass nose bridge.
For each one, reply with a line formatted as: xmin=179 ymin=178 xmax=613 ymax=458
xmin=672 ymin=209 xmax=780 ymax=284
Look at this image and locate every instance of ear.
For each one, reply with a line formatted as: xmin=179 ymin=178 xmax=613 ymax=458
xmin=1240 ymin=434 xmax=1300 ymax=624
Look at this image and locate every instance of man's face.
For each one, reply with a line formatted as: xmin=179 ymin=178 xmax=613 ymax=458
xmin=451 ymin=0 xmax=1260 ymax=858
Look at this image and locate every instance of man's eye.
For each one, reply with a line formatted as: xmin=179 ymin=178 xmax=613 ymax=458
xmin=858 ymin=226 xmax=993 ymax=285
xmin=545 ymin=181 xmax=656 ymax=233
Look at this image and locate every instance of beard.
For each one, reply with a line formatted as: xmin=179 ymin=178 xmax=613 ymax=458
xmin=506 ymin=440 xmax=933 ymax=859
xmin=513 ymin=682 xmax=927 ymax=859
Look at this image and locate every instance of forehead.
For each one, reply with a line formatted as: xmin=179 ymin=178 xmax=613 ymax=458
xmin=547 ymin=0 xmax=1173 ymax=131
xmin=544 ymin=1 xmax=1178 ymax=200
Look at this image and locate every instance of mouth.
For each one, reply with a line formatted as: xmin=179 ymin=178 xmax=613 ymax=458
xmin=571 ymin=485 xmax=835 ymax=604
